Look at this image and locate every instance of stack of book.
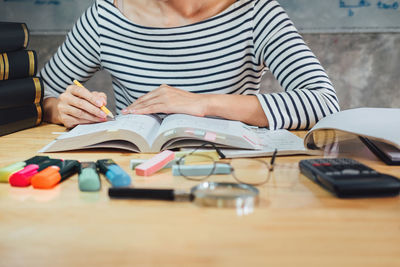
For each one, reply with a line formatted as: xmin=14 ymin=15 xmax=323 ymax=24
xmin=0 ymin=22 xmax=44 ymax=136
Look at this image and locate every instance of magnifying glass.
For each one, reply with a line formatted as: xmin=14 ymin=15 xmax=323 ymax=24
xmin=108 ymin=182 xmax=259 ymax=209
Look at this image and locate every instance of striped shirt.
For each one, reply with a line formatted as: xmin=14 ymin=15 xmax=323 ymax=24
xmin=40 ymin=0 xmax=340 ymax=130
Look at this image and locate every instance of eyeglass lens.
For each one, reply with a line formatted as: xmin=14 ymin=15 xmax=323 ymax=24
xmin=178 ymin=154 xmax=271 ymax=185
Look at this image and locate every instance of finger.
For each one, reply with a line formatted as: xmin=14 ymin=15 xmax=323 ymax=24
xmin=92 ymin=91 xmax=107 ymax=105
xmin=59 ymin=100 xmax=107 ymax=122
xmin=122 ymin=96 xmax=156 ymax=114
xmin=133 ymin=103 xmax=168 ymax=115
xmin=67 ymin=85 xmax=104 ymax=107
xmin=59 ymin=113 xmax=101 ymax=129
xmin=60 ymin=92 xmax=107 ymax=119
xmin=132 ymin=92 xmax=159 ymax=108
xmin=132 ymin=85 xmax=170 ymax=106
xmin=130 ymin=96 xmax=164 ymax=112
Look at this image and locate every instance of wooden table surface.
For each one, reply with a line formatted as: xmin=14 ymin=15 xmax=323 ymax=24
xmin=0 ymin=124 xmax=399 ymax=267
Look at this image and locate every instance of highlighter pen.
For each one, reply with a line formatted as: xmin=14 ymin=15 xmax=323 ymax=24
xmin=31 ymin=160 xmax=80 ymax=189
xmin=97 ymin=159 xmax=131 ymax=187
xmin=9 ymin=159 xmax=63 ymax=187
xmin=78 ymin=162 xmax=101 ymax=192
xmin=0 ymin=156 xmax=49 ymax=183
xmin=73 ymin=80 xmax=114 ymax=119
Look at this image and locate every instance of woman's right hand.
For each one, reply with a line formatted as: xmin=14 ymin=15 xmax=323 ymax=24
xmin=45 ymin=84 xmax=108 ymax=128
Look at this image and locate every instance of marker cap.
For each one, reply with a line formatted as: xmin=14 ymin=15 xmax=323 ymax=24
xmin=31 ymin=160 xmax=80 ymax=189
xmin=97 ymin=159 xmax=131 ymax=187
xmin=79 ymin=162 xmax=101 ymax=192
xmin=31 ymin=166 xmax=61 ymax=189
xmin=9 ymin=164 xmax=39 ymax=187
xmin=0 ymin=162 xmax=26 ymax=183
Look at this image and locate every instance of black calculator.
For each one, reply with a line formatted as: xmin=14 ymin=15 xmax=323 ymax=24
xmin=299 ymin=158 xmax=400 ymax=198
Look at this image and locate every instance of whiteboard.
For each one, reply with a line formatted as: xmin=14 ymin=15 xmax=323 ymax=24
xmin=279 ymin=0 xmax=400 ymax=33
xmin=0 ymin=0 xmax=399 ymax=34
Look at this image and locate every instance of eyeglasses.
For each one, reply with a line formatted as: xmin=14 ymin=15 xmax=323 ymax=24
xmin=174 ymin=143 xmax=277 ymax=186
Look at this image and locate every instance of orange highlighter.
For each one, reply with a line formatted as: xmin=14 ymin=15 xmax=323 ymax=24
xmin=31 ymin=160 xmax=80 ymax=189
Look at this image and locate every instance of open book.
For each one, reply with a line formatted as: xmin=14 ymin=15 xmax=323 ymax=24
xmin=41 ymin=108 xmax=400 ymax=161
xmin=40 ymin=114 xmax=262 ymax=153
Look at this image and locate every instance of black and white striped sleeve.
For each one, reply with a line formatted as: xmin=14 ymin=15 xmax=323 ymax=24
xmin=253 ymin=0 xmax=340 ymax=130
xmin=40 ymin=2 xmax=101 ymax=99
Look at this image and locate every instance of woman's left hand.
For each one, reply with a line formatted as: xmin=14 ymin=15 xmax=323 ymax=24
xmin=122 ymin=84 xmax=209 ymax=117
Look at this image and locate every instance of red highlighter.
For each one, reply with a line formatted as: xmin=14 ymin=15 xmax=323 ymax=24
xmin=9 ymin=159 xmax=63 ymax=187
xmin=31 ymin=160 xmax=80 ymax=189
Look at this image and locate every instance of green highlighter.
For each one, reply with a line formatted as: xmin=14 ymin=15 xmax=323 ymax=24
xmin=78 ymin=162 xmax=101 ymax=192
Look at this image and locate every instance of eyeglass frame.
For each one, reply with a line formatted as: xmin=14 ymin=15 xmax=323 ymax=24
xmin=175 ymin=142 xmax=277 ymax=186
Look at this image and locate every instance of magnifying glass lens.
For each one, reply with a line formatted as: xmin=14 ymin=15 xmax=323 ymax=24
xmin=191 ymin=182 xmax=259 ymax=209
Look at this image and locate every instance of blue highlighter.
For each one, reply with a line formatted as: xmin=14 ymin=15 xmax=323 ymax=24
xmin=97 ymin=159 xmax=131 ymax=187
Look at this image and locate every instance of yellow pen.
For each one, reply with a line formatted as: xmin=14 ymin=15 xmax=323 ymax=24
xmin=73 ymin=80 xmax=114 ymax=119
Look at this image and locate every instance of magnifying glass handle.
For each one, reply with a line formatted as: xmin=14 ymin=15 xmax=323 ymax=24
xmin=109 ymin=187 xmax=178 ymax=201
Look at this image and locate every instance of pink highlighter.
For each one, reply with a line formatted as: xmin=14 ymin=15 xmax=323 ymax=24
xmin=9 ymin=164 xmax=40 ymax=187
xmin=135 ymin=150 xmax=175 ymax=176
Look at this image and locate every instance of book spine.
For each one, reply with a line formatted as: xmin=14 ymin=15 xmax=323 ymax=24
xmin=0 ymin=22 xmax=29 ymax=52
xmin=0 ymin=50 xmax=37 ymax=80
xmin=0 ymin=77 xmax=44 ymax=109
xmin=0 ymin=102 xmax=43 ymax=136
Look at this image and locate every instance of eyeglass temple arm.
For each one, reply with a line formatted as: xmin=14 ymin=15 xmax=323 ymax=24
xmin=269 ymin=149 xmax=278 ymax=171
xmin=199 ymin=142 xmax=226 ymax=159
xmin=214 ymin=146 xmax=226 ymax=159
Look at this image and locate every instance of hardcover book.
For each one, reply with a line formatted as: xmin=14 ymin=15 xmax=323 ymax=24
xmin=0 ymin=77 xmax=43 ymax=109
xmin=0 ymin=22 xmax=29 ymax=52
xmin=0 ymin=103 xmax=43 ymax=136
xmin=0 ymin=50 xmax=37 ymax=80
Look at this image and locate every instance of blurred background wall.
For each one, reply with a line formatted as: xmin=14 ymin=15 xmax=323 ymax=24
xmin=29 ymin=33 xmax=400 ymax=113
xmin=5 ymin=0 xmax=398 ymax=113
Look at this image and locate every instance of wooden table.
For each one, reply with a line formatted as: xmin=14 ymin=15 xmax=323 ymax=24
xmin=0 ymin=124 xmax=399 ymax=267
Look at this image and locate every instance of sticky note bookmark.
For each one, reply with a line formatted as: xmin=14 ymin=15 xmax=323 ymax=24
xmin=135 ymin=150 xmax=175 ymax=176
xmin=204 ymin=132 xmax=217 ymax=142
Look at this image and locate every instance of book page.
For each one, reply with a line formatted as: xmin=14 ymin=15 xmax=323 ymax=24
xmin=58 ymin=114 xmax=161 ymax=143
xmin=304 ymin=108 xmax=400 ymax=150
xmin=221 ymin=129 xmax=319 ymax=158
xmin=158 ymin=114 xmax=243 ymax=138
xmin=151 ymin=114 xmax=261 ymax=151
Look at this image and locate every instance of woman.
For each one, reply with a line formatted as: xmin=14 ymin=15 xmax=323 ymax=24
xmin=40 ymin=0 xmax=339 ymax=129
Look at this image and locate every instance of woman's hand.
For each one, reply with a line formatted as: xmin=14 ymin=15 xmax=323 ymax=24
xmin=122 ymin=84 xmax=208 ymax=117
xmin=50 ymin=84 xmax=108 ymax=128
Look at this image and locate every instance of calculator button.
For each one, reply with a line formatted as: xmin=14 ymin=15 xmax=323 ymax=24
xmin=341 ymin=169 xmax=361 ymax=175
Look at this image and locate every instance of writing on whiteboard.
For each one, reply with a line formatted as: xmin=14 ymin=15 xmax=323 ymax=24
xmin=340 ymin=0 xmax=399 ymax=16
